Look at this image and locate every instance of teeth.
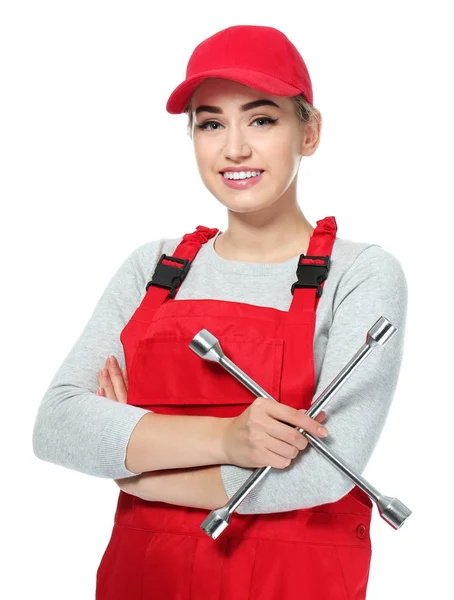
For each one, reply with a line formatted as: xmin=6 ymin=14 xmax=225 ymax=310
xmin=222 ymin=170 xmax=262 ymax=180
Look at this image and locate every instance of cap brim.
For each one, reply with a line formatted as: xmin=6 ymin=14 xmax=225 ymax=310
xmin=166 ymin=67 xmax=302 ymax=114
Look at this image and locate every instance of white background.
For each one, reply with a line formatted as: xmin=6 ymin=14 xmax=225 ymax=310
xmin=1 ymin=1 xmax=452 ymax=598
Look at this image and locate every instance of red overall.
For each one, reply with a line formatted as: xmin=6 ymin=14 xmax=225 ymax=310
xmin=96 ymin=217 xmax=373 ymax=600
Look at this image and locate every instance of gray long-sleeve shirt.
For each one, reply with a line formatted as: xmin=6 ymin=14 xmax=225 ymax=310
xmin=32 ymin=229 xmax=408 ymax=514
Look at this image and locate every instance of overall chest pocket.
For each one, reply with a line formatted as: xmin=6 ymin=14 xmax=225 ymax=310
xmin=126 ymin=334 xmax=285 ymax=417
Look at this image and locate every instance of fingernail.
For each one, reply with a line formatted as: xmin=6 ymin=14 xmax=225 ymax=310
xmin=317 ymin=426 xmax=328 ymax=437
xmin=109 ymin=356 xmax=116 ymax=365
xmin=102 ymin=368 xmax=108 ymax=377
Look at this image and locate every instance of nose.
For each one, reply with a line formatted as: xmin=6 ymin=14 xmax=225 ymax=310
xmin=223 ymin=124 xmax=252 ymax=161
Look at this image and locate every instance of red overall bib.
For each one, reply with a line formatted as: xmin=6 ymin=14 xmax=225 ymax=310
xmin=96 ymin=217 xmax=373 ymax=600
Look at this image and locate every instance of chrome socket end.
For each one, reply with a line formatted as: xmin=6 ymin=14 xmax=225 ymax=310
xmin=377 ymin=496 xmax=412 ymax=529
xmin=200 ymin=506 xmax=231 ymax=539
xmin=367 ymin=316 xmax=398 ymax=347
xmin=190 ymin=329 xmax=224 ymax=363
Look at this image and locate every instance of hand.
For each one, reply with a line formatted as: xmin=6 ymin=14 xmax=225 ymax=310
xmin=97 ymin=355 xmax=128 ymax=403
xmin=96 ymin=357 xmax=142 ymax=492
xmin=222 ymin=397 xmax=328 ymax=470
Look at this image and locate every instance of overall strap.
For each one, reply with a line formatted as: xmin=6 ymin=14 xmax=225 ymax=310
xmin=142 ymin=225 xmax=219 ymax=309
xmin=289 ymin=216 xmax=338 ymax=314
xmin=141 ymin=218 xmax=337 ymax=313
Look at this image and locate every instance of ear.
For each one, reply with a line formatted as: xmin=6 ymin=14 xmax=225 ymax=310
xmin=300 ymin=111 xmax=322 ymax=157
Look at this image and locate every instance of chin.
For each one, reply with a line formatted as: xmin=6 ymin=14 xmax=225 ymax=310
xmin=202 ymin=175 xmax=282 ymax=213
xmin=220 ymin=196 xmax=278 ymax=214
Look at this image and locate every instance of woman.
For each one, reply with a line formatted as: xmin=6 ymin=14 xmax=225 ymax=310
xmin=32 ymin=25 xmax=408 ymax=600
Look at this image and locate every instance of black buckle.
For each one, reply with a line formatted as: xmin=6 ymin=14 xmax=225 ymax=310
xmin=146 ymin=254 xmax=191 ymax=298
xmin=291 ymin=254 xmax=331 ymax=298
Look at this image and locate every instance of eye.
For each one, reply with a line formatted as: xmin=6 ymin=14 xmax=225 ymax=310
xmin=195 ymin=116 xmax=278 ymax=131
xmin=196 ymin=121 xmax=222 ymax=131
xmin=251 ymin=117 xmax=278 ymax=127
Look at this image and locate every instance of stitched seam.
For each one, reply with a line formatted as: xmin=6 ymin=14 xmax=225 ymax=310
xmin=218 ymin=537 xmax=229 ymax=600
xmin=141 ymin=533 xmax=152 ymax=600
xmin=246 ymin=539 xmax=259 ymax=600
xmin=113 ymin=523 xmax=370 ymax=548
xmin=188 ymin=535 xmax=199 ymax=600
xmin=152 ymin=309 xmax=289 ymax=326
xmin=334 ymin=545 xmax=350 ymax=600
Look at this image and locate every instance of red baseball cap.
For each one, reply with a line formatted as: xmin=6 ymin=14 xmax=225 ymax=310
xmin=166 ymin=25 xmax=313 ymax=114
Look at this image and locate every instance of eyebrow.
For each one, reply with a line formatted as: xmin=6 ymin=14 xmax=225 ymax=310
xmin=194 ymin=99 xmax=281 ymax=116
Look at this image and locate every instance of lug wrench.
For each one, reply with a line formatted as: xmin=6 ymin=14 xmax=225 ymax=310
xmin=189 ymin=316 xmax=412 ymax=539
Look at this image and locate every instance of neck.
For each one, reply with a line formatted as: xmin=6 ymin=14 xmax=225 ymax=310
xmin=214 ymin=191 xmax=314 ymax=263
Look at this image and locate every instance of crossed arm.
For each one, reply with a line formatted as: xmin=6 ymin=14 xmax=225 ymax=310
xmin=96 ymin=245 xmax=408 ymax=514
xmin=33 ymin=241 xmax=407 ymax=514
xmin=95 ymin=381 xmax=230 ymax=509
xmin=97 ymin=368 xmax=326 ymax=510
xmin=115 ymin=464 xmax=228 ymax=510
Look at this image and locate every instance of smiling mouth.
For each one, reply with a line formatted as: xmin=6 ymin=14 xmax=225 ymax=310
xmin=220 ymin=170 xmax=265 ymax=189
xmin=220 ymin=170 xmax=264 ymax=180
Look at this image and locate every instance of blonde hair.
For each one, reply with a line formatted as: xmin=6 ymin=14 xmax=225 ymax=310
xmin=185 ymin=93 xmax=321 ymax=137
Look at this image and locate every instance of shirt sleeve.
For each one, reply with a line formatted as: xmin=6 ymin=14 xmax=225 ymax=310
xmin=32 ymin=243 xmax=158 ymax=479
xmin=220 ymin=245 xmax=408 ymax=513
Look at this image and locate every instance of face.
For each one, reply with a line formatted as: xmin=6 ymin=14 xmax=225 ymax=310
xmin=189 ymin=78 xmax=320 ymax=215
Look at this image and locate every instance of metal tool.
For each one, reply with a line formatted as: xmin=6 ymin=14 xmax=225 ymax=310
xmin=189 ymin=316 xmax=412 ymax=539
